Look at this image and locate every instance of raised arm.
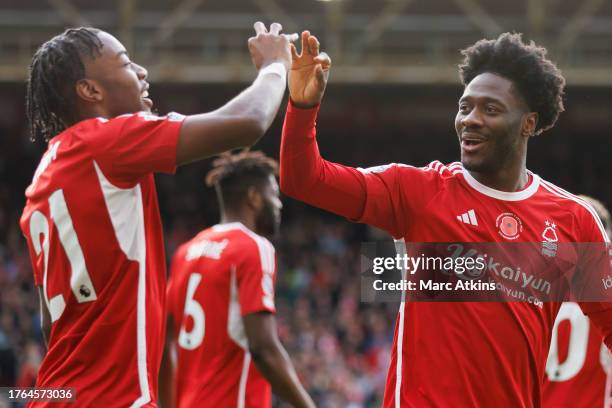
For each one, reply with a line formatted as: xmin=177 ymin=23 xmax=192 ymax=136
xmin=243 ymin=312 xmax=315 ymax=408
xmin=176 ymin=22 xmax=297 ymax=165
xmin=280 ymin=31 xmax=368 ymax=220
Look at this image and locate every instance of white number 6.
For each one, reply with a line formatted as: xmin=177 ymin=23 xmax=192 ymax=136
xmin=178 ymin=273 xmax=205 ymax=350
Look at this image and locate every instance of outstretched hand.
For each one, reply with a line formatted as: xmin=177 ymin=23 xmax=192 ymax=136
xmin=289 ymin=31 xmax=331 ymax=109
xmin=248 ymin=22 xmax=298 ymax=71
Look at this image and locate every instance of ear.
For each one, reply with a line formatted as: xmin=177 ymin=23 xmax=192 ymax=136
xmin=522 ymin=112 xmax=538 ymax=138
xmin=75 ymin=79 xmax=103 ymax=103
xmin=246 ymin=186 xmax=263 ymax=212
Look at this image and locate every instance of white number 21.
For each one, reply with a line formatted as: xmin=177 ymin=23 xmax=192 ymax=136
xmin=29 ymin=189 xmax=97 ymax=323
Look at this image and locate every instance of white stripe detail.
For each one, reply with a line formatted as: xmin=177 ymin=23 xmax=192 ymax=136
xmin=212 ymin=222 xmax=276 ymax=309
xmin=227 ymin=267 xmax=248 ymax=350
xmin=457 ymin=210 xmax=478 ymax=226
xmin=93 ymin=162 xmax=150 ymax=408
xmin=237 ymin=352 xmax=252 ymax=408
xmin=462 ymin=167 xmax=541 ymax=201
xmin=540 ymin=179 xmax=610 ymax=242
xmin=393 ymin=239 xmax=408 ymax=408
xmin=468 ymin=210 xmax=478 ymax=226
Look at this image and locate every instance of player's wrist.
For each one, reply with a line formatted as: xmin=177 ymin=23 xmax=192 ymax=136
xmin=288 ymin=97 xmax=320 ymax=110
xmin=257 ymin=62 xmax=288 ymax=83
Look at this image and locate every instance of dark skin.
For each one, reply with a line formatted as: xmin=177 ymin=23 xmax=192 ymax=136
xmin=289 ymin=32 xmax=539 ymax=193
xmin=37 ymin=23 xmax=302 ymax=402
xmin=71 ymin=26 xmax=295 ymax=165
xmin=159 ymin=176 xmax=314 ymax=408
xmin=455 ymin=72 xmax=538 ymax=192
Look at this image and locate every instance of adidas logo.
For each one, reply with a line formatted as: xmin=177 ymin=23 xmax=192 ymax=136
xmin=457 ymin=209 xmax=478 ymax=226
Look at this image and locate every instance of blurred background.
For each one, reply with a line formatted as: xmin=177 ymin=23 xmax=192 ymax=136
xmin=0 ymin=1 xmax=611 ymax=407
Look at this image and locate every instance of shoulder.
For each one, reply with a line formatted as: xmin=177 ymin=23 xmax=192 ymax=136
xmin=214 ymin=223 xmax=275 ymax=272
xmin=357 ymin=160 xmax=460 ymax=179
xmin=537 ymin=177 xmax=609 ymax=241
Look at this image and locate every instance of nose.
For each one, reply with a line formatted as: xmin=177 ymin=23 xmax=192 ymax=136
xmin=134 ymin=62 xmax=148 ymax=80
xmin=461 ymin=107 xmax=484 ymax=129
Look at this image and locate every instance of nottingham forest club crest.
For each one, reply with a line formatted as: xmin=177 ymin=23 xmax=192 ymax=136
xmin=541 ymin=220 xmax=559 ymax=257
xmin=496 ymin=213 xmax=523 ymax=240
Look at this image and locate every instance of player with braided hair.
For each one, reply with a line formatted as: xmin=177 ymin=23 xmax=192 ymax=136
xmin=20 ymin=23 xmax=296 ymax=407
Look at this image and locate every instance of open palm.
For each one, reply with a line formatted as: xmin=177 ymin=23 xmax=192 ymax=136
xmin=289 ymin=31 xmax=331 ymax=108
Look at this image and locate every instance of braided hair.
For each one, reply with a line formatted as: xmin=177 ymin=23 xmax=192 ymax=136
xmin=26 ymin=27 xmax=102 ymax=142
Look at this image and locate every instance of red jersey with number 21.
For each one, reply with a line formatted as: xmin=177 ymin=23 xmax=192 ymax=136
xmin=167 ymin=222 xmax=276 ymax=408
xmin=19 ymin=111 xmax=184 ymax=407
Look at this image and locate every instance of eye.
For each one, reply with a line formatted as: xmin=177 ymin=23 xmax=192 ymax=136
xmin=485 ymin=105 xmax=500 ymax=114
xmin=458 ymin=104 xmax=471 ymax=114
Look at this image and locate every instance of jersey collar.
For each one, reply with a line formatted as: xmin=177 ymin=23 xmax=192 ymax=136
xmin=461 ymin=167 xmax=540 ymax=201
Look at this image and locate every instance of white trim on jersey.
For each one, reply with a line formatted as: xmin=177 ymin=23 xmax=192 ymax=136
xmin=237 ymin=351 xmax=252 ymax=408
xmin=93 ymin=162 xmax=150 ymax=408
xmin=539 ymin=179 xmax=610 ymax=242
xmin=393 ymin=239 xmax=408 ymax=408
xmin=228 ymin=267 xmax=249 ymax=350
xmin=461 ymin=166 xmax=541 ymax=201
xmin=213 ymin=222 xmax=276 ymax=309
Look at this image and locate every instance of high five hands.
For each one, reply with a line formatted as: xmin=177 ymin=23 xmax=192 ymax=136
xmin=289 ymin=31 xmax=332 ymax=109
xmin=248 ymin=22 xmax=299 ymax=71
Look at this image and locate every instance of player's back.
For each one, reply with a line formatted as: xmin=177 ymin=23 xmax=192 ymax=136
xmin=168 ymin=223 xmax=275 ymax=408
xmin=19 ymin=112 xmax=182 ymax=407
xmin=543 ymin=301 xmax=611 ymax=407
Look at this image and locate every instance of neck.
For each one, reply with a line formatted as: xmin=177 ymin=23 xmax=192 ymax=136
xmin=467 ymin=160 xmax=528 ymax=192
xmin=220 ymin=209 xmax=256 ymax=233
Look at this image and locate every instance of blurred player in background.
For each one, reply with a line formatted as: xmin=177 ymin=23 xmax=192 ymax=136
xmin=19 ymin=22 xmax=295 ymax=407
xmin=543 ymin=195 xmax=612 ymax=408
xmin=280 ymin=31 xmax=611 ymax=406
xmin=160 ymin=151 xmax=314 ymax=408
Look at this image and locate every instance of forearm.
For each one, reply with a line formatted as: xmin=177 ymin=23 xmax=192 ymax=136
xmin=158 ymin=346 xmax=174 ymax=408
xmin=250 ymin=343 xmax=314 ymax=408
xmin=280 ymin=101 xmax=366 ymax=220
xmin=177 ymin=70 xmax=286 ymax=165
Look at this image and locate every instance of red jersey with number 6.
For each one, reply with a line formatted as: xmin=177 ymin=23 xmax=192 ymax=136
xmin=19 ymin=111 xmax=184 ymax=407
xmin=167 ymin=222 xmax=276 ymax=408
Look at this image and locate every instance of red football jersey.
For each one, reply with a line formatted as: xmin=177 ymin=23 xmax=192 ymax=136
xmin=280 ymin=102 xmax=611 ymax=407
xmin=167 ymin=223 xmax=276 ymax=408
xmin=19 ymin=111 xmax=184 ymax=407
xmin=543 ymin=302 xmax=612 ymax=407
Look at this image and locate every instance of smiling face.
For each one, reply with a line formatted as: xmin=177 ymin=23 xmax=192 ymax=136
xmin=79 ymin=31 xmax=152 ymax=117
xmin=455 ymin=72 xmax=535 ymax=175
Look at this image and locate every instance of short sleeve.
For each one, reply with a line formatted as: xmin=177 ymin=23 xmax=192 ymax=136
xmin=354 ymin=162 xmax=443 ymax=238
xmin=236 ymin=236 xmax=276 ymax=316
xmin=79 ymin=112 xmax=185 ymax=184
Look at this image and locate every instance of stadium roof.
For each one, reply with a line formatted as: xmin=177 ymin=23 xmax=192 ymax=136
xmin=2 ymin=0 xmax=612 ymax=84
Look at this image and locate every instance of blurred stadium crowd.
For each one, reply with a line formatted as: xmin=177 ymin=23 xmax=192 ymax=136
xmin=0 ymin=80 xmax=610 ymax=406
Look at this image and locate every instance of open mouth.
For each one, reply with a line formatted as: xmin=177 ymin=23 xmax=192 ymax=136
xmin=461 ymin=137 xmax=486 ymax=152
xmin=141 ymin=89 xmax=153 ymax=109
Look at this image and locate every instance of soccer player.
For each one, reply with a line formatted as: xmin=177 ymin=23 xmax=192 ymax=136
xmin=280 ymin=31 xmax=611 ymax=406
xmin=161 ymin=151 xmax=314 ymax=408
xmin=19 ymin=23 xmax=295 ymax=407
xmin=543 ymin=196 xmax=612 ymax=408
